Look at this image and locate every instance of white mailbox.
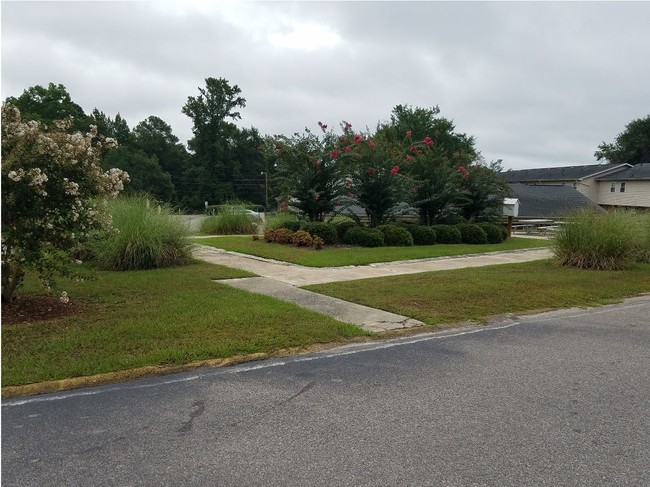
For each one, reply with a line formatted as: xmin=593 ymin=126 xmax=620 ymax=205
xmin=503 ymin=198 xmax=520 ymax=218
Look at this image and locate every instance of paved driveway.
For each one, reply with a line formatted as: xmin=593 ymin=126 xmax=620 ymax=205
xmin=3 ymin=296 xmax=649 ymax=486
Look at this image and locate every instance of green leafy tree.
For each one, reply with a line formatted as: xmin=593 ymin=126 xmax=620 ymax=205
xmin=595 ymin=115 xmax=650 ymax=165
xmin=1 ymin=106 xmax=129 ymax=302
xmin=181 ymin=77 xmax=247 ymax=208
xmin=102 ymin=146 xmax=175 ymax=202
xmin=132 ymin=116 xmax=190 ymax=202
xmin=89 ymin=109 xmax=132 ymax=146
xmin=4 ymin=83 xmax=90 ymax=132
xmin=459 ymin=160 xmax=510 ymax=222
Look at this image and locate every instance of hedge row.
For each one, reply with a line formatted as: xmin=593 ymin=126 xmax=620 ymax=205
xmin=267 ymin=221 xmax=507 ymax=248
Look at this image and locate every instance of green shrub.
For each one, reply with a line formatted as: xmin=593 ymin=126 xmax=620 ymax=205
xmin=478 ymin=223 xmax=507 ymax=244
xmin=93 ymin=196 xmax=192 ymax=271
xmin=456 ymin=223 xmax=489 ymax=244
xmin=342 ymin=227 xmax=385 ymax=247
xmin=404 ymin=225 xmax=437 ymax=246
xmin=431 ymin=225 xmax=462 ymax=244
xmin=301 ymin=221 xmax=338 ymax=244
xmin=554 ymin=210 xmax=644 ymax=270
xmin=333 ymin=220 xmax=359 ymax=241
xmin=265 ymin=213 xmax=301 ymax=231
xmin=376 ymin=224 xmax=414 ymax=246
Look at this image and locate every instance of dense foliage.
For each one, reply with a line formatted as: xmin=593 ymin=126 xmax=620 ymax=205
xmin=595 ymin=115 xmax=650 ymax=165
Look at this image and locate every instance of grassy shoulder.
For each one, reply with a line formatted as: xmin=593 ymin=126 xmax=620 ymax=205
xmin=1 ymin=261 xmax=368 ymax=389
xmin=197 ymin=236 xmax=551 ymax=267
xmin=304 ymin=260 xmax=650 ymax=325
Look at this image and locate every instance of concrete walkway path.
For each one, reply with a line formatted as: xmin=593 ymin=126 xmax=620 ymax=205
xmin=193 ymin=244 xmax=554 ymax=333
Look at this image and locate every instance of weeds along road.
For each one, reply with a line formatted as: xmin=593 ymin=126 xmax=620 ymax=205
xmin=3 ymin=296 xmax=649 ymax=487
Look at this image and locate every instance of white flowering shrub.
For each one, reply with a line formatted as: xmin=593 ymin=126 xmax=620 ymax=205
xmin=1 ymin=106 xmax=129 ymax=302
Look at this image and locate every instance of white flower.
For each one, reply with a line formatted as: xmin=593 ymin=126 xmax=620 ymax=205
xmin=60 ymin=291 xmax=69 ymax=304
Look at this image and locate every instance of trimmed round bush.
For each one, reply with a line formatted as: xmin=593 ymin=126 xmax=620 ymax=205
xmin=404 ymin=225 xmax=437 ymax=246
xmin=279 ymin=220 xmax=301 ymax=232
xmin=265 ymin=213 xmax=301 ymax=231
xmin=478 ymin=223 xmax=507 ymax=244
xmin=333 ymin=220 xmax=359 ymax=241
xmin=456 ymin=223 xmax=489 ymax=244
xmin=300 ymin=221 xmax=338 ymax=245
xmin=342 ymin=227 xmax=385 ymax=247
xmin=376 ymin=224 xmax=414 ymax=246
xmin=291 ymin=230 xmax=314 ymax=247
xmin=431 ymin=225 xmax=462 ymax=244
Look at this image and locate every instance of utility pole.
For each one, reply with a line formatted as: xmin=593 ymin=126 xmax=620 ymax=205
xmin=261 ymin=171 xmax=269 ymax=210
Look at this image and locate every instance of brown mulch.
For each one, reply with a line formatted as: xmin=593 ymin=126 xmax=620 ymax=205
xmin=1 ymin=295 xmax=89 ymax=325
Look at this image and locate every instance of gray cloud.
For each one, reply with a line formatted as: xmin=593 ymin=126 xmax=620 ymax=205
xmin=2 ymin=1 xmax=649 ymax=169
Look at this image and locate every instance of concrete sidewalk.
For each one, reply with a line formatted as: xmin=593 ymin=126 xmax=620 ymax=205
xmin=193 ymin=245 xmax=554 ymax=332
xmin=193 ymin=245 xmax=553 ymax=286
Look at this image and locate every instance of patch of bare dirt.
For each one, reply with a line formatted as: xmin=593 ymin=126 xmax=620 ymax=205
xmin=1 ymin=295 xmax=89 ymax=325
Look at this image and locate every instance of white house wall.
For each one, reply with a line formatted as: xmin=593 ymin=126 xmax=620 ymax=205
xmin=596 ymin=181 xmax=650 ymax=207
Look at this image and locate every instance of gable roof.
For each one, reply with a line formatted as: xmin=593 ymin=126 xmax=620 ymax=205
xmin=596 ymin=163 xmax=650 ymax=181
xmin=502 ymin=164 xmax=629 ymax=183
xmin=509 ymin=183 xmax=603 ymax=218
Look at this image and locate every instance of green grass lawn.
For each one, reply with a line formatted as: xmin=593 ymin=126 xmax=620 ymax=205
xmin=197 ymin=236 xmax=551 ymax=267
xmin=305 ymin=260 xmax=650 ymax=325
xmin=1 ymin=262 xmax=367 ymax=388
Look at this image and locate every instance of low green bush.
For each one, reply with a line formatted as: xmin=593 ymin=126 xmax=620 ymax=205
xmin=333 ymin=220 xmax=359 ymax=241
xmin=431 ymin=225 xmax=462 ymax=244
xmin=478 ymin=222 xmax=507 ymax=244
xmin=376 ymin=224 xmax=414 ymax=246
xmin=404 ymin=225 xmax=437 ymax=246
xmin=265 ymin=213 xmax=301 ymax=231
xmin=342 ymin=227 xmax=385 ymax=247
xmin=93 ymin=195 xmax=192 ymax=271
xmin=637 ymin=213 xmax=650 ymax=263
xmin=301 ymin=221 xmax=338 ymax=244
xmin=456 ymin=223 xmax=489 ymax=244
xmin=554 ymin=210 xmax=644 ymax=270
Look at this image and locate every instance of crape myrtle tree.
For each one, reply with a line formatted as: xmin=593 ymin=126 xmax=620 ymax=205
xmin=336 ymin=122 xmax=408 ymax=227
xmin=1 ymin=106 xmax=129 ymax=303
xmin=595 ymin=114 xmax=650 ymax=165
xmin=268 ymin=122 xmax=342 ymax=221
xmin=379 ymin=104 xmax=507 ymax=223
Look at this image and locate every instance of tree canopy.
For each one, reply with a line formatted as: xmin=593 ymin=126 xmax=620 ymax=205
xmin=595 ymin=115 xmax=650 ymax=165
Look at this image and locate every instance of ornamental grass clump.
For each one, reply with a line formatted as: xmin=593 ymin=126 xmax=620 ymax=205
xmin=636 ymin=213 xmax=650 ymax=263
xmin=93 ymin=195 xmax=191 ymax=271
xmin=553 ymin=210 xmax=642 ymax=270
xmin=201 ymin=206 xmax=258 ymax=235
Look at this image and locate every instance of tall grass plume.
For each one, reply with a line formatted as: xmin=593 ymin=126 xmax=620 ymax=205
xmin=553 ymin=210 xmax=643 ymax=270
xmin=94 ymin=195 xmax=192 ymax=270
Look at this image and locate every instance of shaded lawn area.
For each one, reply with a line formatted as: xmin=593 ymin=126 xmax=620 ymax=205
xmin=197 ymin=236 xmax=551 ymax=267
xmin=2 ymin=261 xmax=367 ymax=388
xmin=305 ymin=261 xmax=650 ymax=325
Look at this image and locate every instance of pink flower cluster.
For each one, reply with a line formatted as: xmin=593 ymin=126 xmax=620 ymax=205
xmin=457 ymin=165 xmax=471 ymax=179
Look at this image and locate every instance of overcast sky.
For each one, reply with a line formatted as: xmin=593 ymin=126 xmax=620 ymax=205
xmin=2 ymin=1 xmax=649 ymax=170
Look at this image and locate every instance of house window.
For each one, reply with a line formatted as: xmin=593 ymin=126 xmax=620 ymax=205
xmin=573 ymin=182 xmax=577 ymax=189
xmin=610 ymin=183 xmax=616 ymax=192
xmin=620 ymin=182 xmax=626 ymax=193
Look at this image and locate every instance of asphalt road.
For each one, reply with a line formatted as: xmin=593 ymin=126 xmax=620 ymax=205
xmin=3 ymin=296 xmax=649 ymax=487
